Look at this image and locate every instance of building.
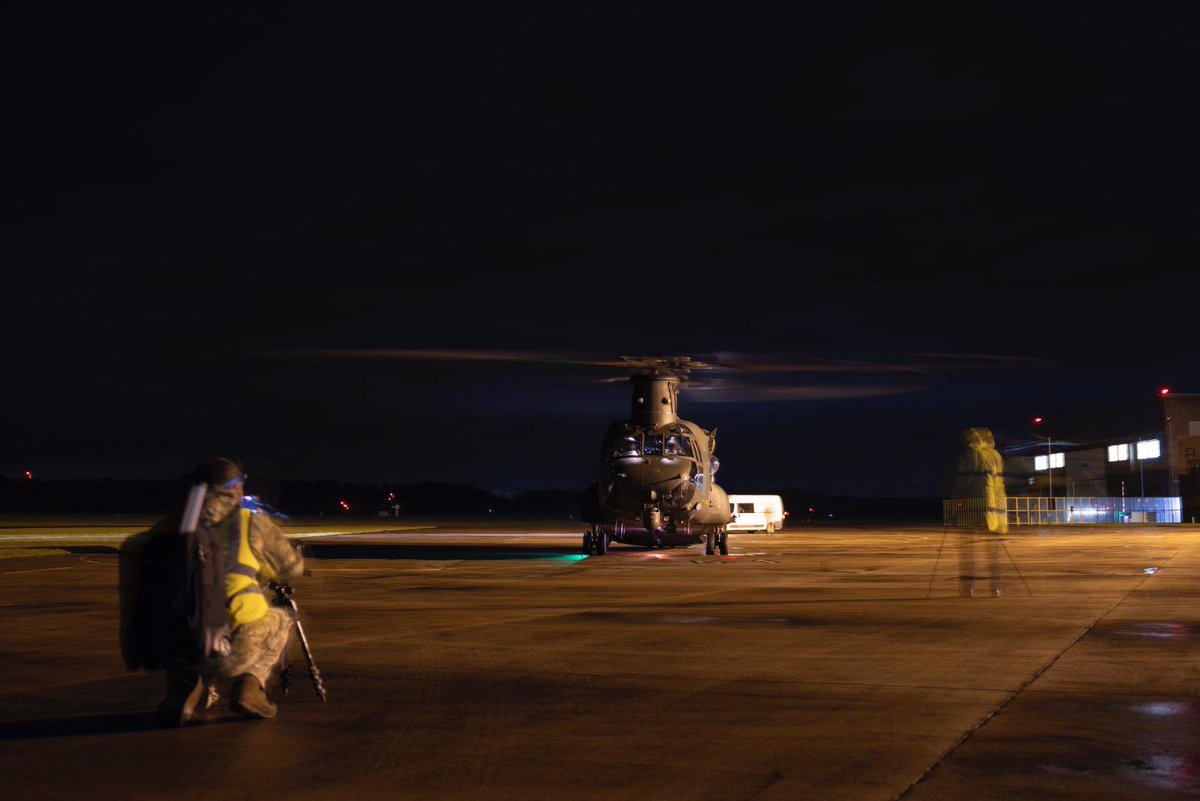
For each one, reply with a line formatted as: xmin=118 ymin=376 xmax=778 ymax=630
xmin=1001 ymin=392 xmax=1200 ymax=522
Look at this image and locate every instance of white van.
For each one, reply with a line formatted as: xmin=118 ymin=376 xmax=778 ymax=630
xmin=727 ymin=494 xmax=787 ymax=533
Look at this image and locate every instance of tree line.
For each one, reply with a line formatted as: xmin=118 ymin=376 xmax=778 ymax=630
xmin=0 ymin=475 xmax=941 ymax=520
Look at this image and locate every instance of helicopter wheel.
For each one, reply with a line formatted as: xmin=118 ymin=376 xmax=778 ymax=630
xmin=596 ymin=530 xmax=610 ymax=555
xmin=704 ymin=532 xmax=715 ymax=555
xmin=582 ymin=532 xmax=594 ymax=555
xmin=717 ymin=531 xmax=729 ymax=556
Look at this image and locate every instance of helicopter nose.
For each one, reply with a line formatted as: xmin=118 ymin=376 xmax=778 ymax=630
xmin=644 ymin=462 xmax=696 ymax=504
xmin=608 ymin=457 xmax=695 ymax=506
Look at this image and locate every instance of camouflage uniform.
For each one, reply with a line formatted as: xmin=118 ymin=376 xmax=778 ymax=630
xmin=137 ymin=458 xmax=307 ymax=725
xmin=198 ymin=485 xmax=306 ymax=686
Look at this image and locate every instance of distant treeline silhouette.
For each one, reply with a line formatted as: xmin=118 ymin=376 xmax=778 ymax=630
xmin=0 ymin=475 xmax=941 ymax=520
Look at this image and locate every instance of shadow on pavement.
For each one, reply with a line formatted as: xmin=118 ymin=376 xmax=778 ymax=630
xmin=302 ymin=543 xmax=588 ymax=560
xmin=0 ymin=712 xmax=162 ymax=740
xmin=0 ymin=711 xmax=251 ymax=740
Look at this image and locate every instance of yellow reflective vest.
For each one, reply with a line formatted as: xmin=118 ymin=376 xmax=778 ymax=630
xmin=225 ymin=508 xmax=269 ymax=628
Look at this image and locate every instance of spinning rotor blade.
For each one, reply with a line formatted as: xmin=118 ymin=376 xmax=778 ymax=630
xmin=256 ymin=348 xmax=1051 ymax=403
xmin=263 ymin=350 xmax=717 ymax=375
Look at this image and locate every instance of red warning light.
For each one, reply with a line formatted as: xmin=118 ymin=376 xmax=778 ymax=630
xmin=1032 ymin=417 xmax=1044 ymax=425
xmin=24 ymin=471 xmax=33 ymax=480
xmin=1160 ymin=387 xmax=1171 ymax=397
xmin=339 ymin=500 xmax=350 ymax=511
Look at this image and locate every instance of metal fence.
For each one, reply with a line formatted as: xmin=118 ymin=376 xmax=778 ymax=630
xmin=943 ymin=496 xmax=1182 ymax=527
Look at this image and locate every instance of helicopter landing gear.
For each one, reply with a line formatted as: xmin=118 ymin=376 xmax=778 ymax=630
xmin=766 ymin=522 xmax=775 ymax=535
xmin=717 ymin=531 xmax=729 ymax=556
xmin=704 ymin=532 xmax=715 ymax=555
xmin=584 ymin=529 xmax=610 ymax=555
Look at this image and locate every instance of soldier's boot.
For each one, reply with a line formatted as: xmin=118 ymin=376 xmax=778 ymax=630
xmin=157 ymin=670 xmax=205 ymax=727
xmin=231 ymin=674 xmax=277 ymax=719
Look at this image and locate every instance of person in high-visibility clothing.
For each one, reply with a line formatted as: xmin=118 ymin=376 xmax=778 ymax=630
xmin=154 ymin=457 xmax=305 ymax=724
xmin=954 ymin=427 xmax=1009 ymax=534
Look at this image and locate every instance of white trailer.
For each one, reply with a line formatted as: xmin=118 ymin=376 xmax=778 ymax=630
xmin=726 ymin=494 xmax=787 ymax=533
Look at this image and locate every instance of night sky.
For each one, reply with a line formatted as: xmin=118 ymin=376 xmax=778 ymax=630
xmin=4 ymin=4 xmax=1197 ymax=498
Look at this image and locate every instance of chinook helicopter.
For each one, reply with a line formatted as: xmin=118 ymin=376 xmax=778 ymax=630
xmin=579 ymin=356 xmax=731 ymax=556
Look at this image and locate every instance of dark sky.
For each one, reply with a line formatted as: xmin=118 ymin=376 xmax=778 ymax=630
xmin=3 ymin=3 xmax=1198 ymax=497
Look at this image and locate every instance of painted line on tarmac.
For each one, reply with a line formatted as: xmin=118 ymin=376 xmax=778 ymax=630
xmin=1 ymin=565 xmax=75 ymax=575
xmin=305 ymin=532 xmax=579 ymax=539
xmin=0 ymin=527 xmax=437 ymax=543
xmin=0 ymin=534 xmax=137 ymax=542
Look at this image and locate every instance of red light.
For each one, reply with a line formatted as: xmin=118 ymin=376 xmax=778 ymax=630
xmin=24 ymin=471 xmax=33 ymax=480
xmin=1160 ymin=388 xmax=1170 ymax=397
xmin=808 ymin=507 xmax=815 ymax=514
xmin=339 ymin=500 xmax=350 ymax=511
xmin=1033 ymin=417 xmax=1044 ymax=425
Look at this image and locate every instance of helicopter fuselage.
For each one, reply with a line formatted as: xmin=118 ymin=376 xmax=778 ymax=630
xmin=582 ymin=373 xmax=731 ymax=548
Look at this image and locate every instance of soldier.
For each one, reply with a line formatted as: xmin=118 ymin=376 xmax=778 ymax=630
xmin=152 ymin=457 xmax=306 ymax=724
xmin=954 ymin=427 xmax=1009 ymax=535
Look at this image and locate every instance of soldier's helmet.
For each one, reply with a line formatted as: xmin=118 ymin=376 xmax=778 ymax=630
xmin=192 ymin=457 xmax=246 ymax=488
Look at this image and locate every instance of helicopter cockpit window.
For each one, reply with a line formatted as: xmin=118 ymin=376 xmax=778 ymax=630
xmin=643 ymin=434 xmax=663 ymax=456
xmin=664 ymin=434 xmax=694 ymax=458
xmin=611 ymin=435 xmax=641 ymax=458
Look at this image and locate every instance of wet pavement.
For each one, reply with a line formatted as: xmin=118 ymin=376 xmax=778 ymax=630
xmin=2 ymin=520 xmax=1199 ymax=800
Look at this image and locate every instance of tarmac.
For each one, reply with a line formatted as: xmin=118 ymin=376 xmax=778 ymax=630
xmin=2 ymin=518 xmax=1199 ymax=800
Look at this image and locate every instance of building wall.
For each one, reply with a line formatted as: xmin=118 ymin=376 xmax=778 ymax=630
xmin=1166 ymin=394 xmax=1200 ymax=477
xmin=1063 ymin=445 xmax=1107 ymax=497
xmin=1006 ymin=441 xmax=1170 ymax=499
xmin=994 ymin=395 xmax=1200 ymax=509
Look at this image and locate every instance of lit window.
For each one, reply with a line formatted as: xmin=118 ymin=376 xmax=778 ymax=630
xmin=1035 ymin=453 xmax=1065 ymax=471
xmin=1108 ymin=444 xmax=1129 ymax=462
xmin=1137 ymin=439 xmax=1161 ymax=460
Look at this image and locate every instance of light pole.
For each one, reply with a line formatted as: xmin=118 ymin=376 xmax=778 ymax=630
xmin=1160 ymin=387 xmax=1175 ymax=498
xmin=1033 ymin=417 xmax=1052 ymax=498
